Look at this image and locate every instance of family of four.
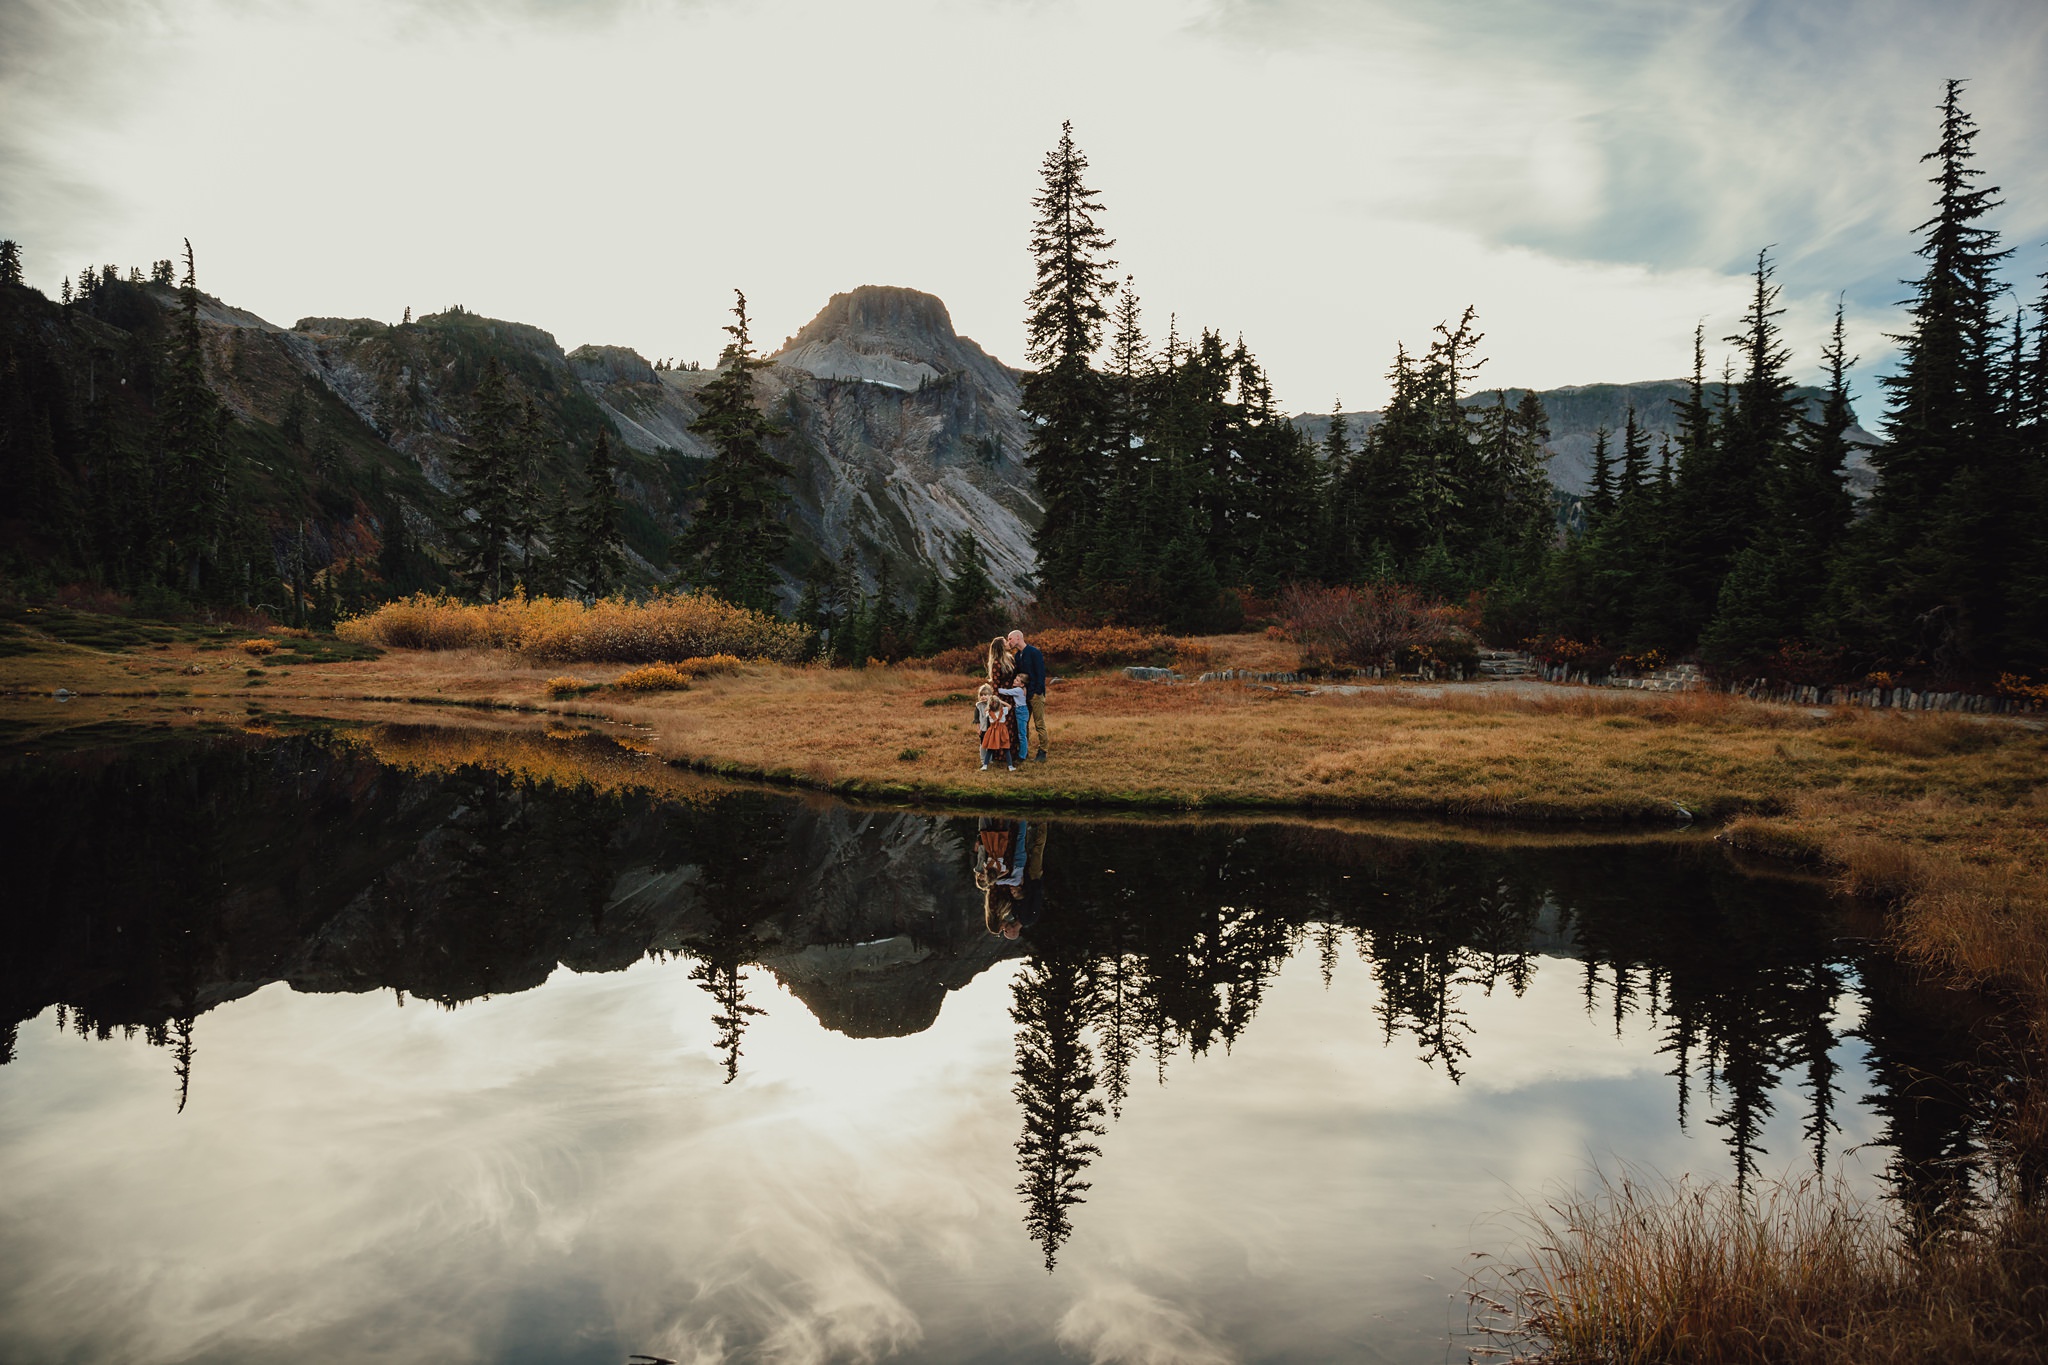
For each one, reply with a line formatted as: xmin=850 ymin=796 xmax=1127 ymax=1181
xmin=974 ymin=629 xmax=1047 ymax=771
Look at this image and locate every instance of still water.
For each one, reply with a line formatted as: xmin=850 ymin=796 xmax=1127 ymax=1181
xmin=0 ymin=723 xmax=1997 ymax=1363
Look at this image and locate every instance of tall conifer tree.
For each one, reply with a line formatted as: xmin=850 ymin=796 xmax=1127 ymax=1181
xmin=671 ymin=290 xmax=792 ymax=613
xmin=1021 ymin=122 xmax=1117 ymax=603
xmin=571 ymin=428 xmax=627 ymax=597
xmin=452 ymin=357 xmax=522 ymax=601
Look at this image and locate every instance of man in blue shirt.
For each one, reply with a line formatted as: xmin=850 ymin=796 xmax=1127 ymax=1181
xmin=1006 ymin=629 xmax=1048 ymax=762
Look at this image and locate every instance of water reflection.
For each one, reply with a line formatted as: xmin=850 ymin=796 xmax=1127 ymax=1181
xmin=0 ymin=724 xmax=2008 ymax=1352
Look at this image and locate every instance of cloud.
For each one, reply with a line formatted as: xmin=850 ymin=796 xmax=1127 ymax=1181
xmin=1056 ymin=1280 xmax=1237 ymax=1365
xmin=3 ymin=0 xmax=2041 ymax=407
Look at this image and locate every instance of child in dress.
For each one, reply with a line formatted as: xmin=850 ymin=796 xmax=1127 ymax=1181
xmin=987 ymin=638 xmax=1030 ymax=747
xmin=975 ymin=682 xmax=1016 ymax=771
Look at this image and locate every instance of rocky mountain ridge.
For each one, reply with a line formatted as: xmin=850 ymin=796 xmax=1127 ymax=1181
xmin=32 ymin=276 xmax=1042 ymax=606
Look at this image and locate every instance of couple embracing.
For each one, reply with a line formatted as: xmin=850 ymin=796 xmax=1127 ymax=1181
xmin=975 ymin=629 xmax=1048 ymax=770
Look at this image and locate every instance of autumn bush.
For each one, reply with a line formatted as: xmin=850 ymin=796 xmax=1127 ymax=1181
xmin=611 ymin=663 xmax=694 ymax=692
xmin=910 ymin=624 xmax=1190 ymax=675
xmin=1276 ymin=582 xmax=1460 ymax=671
xmin=238 ymin=637 xmax=278 ymax=656
xmin=338 ymin=592 xmax=812 ymax=664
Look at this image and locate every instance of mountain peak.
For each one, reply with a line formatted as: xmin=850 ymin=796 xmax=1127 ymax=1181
xmin=774 ymin=285 xmax=1015 ymax=394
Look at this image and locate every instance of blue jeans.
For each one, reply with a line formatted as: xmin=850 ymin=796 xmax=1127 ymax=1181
xmin=1014 ymin=696 xmax=1033 ymax=760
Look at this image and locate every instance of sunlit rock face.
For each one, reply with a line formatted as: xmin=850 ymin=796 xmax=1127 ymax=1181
xmin=548 ymin=283 xmax=1042 ymax=604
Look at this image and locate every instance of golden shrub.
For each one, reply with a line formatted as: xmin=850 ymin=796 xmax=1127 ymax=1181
xmin=336 ymin=592 xmax=813 ymax=664
xmin=611 ymin=662 xmax=694 ymax=692
xmin=239 ymin=638 xmax=279 ymax=656
xmin=544 ymin=676 xmax=591 ymax=697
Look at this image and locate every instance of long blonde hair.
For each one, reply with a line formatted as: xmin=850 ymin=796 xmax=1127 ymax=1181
xmin=986 ymin=637 xmax=1011 ymax=684
xmin=984 ymin=882 xmax=1020 ymax=935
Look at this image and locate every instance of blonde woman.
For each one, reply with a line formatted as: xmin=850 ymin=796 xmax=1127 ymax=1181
xmin=986 ymin=638 xmax=1027 ymax=753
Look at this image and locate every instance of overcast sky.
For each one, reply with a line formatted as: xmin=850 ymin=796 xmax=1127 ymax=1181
xmin=3 ymin=0 xmax=2043 ymax=413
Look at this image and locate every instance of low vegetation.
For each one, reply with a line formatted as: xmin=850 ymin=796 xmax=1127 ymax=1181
xmin=609 ymin=662 xmax=693 ymax=692
xmin=336 ymin=591 xmax=811 ymax=664
xmin=912 ymin=624 xmax=1198 ymax=674
xmin=1474 ymin=1173 xmax=2048 ymax=1365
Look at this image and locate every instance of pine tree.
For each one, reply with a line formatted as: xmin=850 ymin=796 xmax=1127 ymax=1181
xmin=1827 ymin=81 xmax=2016 ymax=675
xmin=1020 ymin=121 xmax=1118 ymax=604
xmin=671 ymin=290 xmax=792 ymax=613
xmin=153 ymin=240 xmax=235 ymax=596
xmin=1586 ymin=427 xmax=1616 ymax=521
xmin=571 ymin=428 xmax=627 ymax=598
xmin=0 ymin=241 xmax=21 ymax=287
xmin=910 ymin=572 xmax=946 ymax=655
xmin=943 ymin=531 xmax=1000 ymax=643
xmin=451 ymin=357 xmax=523 ymax=601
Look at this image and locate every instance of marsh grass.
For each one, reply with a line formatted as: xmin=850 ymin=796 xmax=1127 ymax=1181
xmin=1472 ymin=1172 xmax=2048 ymax=1364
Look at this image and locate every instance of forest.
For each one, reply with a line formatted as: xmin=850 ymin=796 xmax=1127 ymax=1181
xmin=1015 ymin=84 xmax=2048 ymax=686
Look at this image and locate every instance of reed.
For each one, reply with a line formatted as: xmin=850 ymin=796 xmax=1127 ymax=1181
xmin=1473 ymin=1173 xmax=2048 ymax=1364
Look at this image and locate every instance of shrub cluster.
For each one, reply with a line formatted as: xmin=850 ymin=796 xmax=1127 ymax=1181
xmin=910 ymin=624 xmax=1189 ymax=675
xmin=611 ymin=663 xmax=694 ymax=692
xmin=1277 ymin=583 xmax=1463 ymax=672
xmin=337 ymin=592 xmax=812 ymax=664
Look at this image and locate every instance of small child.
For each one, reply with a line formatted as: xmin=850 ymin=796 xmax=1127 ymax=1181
xmin=975 ymin=683 xmax=1016 ymax=771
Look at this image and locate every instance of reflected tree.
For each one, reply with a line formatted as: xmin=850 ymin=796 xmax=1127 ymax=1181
xmin=1010 ymin=943 xmax=1105 ymax=1271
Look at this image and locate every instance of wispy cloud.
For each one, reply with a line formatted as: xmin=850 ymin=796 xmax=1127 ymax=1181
xmin=2 ymin=0 xmax=2040 ymax=406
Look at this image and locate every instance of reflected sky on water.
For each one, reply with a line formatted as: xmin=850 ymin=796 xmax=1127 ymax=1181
xmin=0 ymin=727 xmax=1993 ymax=1364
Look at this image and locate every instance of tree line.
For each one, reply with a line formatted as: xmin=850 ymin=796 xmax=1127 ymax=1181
xmin=1021 ymin=86 xmax=2048 ymax=683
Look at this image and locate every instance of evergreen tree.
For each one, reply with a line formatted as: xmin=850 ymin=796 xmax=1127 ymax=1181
xmin=570 ymin=428 xmax=627 ymax=597
xmin=1586 ymin=427 xmax=1616 ymax=521
xmin=910 ymin=571 xmax=946 ymax=656
xmin=1021 ymin=121 xmax=1118 ymax=604
xmin=451 ymin=357 xmax=523 ymax=601
xmin=0 ymin=241 xmax=21 ymax=287
xmin=671 ymin=290 xmax=792 ymax=613
xmin=153 ymin=241 xmax=236 ymax=596
xmin=1827 ymin=81 xmax=2018 ymax=675
xmin=942 ymin=531 xmax=1000 ymax=643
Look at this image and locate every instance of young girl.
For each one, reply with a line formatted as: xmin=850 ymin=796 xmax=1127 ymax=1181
xmin=975 ymin=683 xmax=1016 ymax=771
xmin=986 ymin=637 xmax=1029 ymax=748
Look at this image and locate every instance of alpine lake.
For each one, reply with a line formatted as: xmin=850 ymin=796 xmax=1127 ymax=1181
xmin=0 ymin=713 xmax=2011 ymax=1364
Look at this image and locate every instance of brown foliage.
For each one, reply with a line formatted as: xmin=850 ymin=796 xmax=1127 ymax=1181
xmin=911 ymin=625 xmax=1189 ymax=675
xmin=1276 ymin=582 xmax=1455 ymax=670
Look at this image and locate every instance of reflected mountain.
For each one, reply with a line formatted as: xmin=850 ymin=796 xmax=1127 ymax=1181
xmin=0 ymin=725 xmax=2006 ymax=1271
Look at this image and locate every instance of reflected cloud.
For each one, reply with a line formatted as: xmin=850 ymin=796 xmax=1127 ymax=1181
xmin=1056 ymin=1279 xmax=1235 ymax=1365
xmin=0 ymin=727 xmax=2000 ymax=1361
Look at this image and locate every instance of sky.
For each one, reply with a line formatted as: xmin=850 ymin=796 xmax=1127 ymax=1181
xmin=2 ymin=0 xmax=2044 ymax=414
